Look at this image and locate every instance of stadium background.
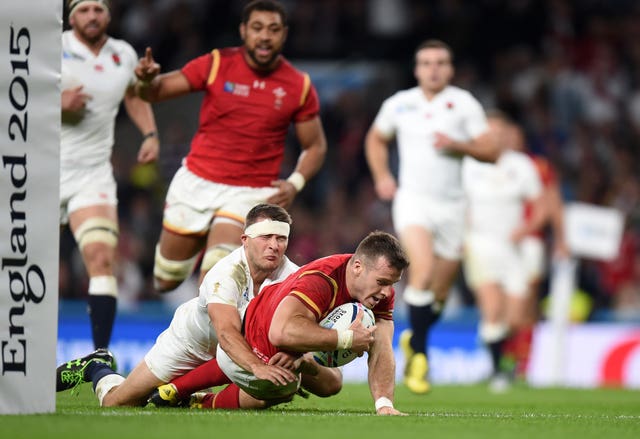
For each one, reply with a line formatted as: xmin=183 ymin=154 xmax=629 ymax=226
xmin=57 ymin=0 xmax=640 ymax=388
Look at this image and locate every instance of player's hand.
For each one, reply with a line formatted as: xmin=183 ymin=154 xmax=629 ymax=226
xmin=292 ymin=353 xmax=320 ymax=376
xmin=61 ymin=85 xmax=90 ymax=113
xmin=434 ymin=132 xmax=465 ymax=158
xmin=348 ymin=309 xmax=376 ymax=354
xmin=135 ymin=47 xmax=161 ymax=83
xmin=433 ymin=131 xmax=454 ymax=150
xmin=374 ymin=174 xmax=397 ymax=201
xmin=377 ymin=406 xmax=408 ymax=416
xmin=137 ymin=134 xmax=159 ymax=164
xmin=269 ymin=351 xmax=298 ymax=371
xmin=252 ymin=361 xmax=299 ymax=386
xmin=267 ymin=179 xmax=297 ymax=209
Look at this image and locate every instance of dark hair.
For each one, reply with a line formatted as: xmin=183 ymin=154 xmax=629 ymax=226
xmin=355 ymin=231 xmax=409 ymax=272
xmin=415 ymin=39 xmax=454 ymax=62
xmin=242 ymin=0 xmax=288 ymax=25
xmin=245 ymin=203 xmax=292 ymax=228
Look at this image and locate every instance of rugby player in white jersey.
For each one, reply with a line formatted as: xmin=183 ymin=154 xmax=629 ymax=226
xmin=365 ymin=39 xmax=498 ymax=394
xmin=462 ymin=111 xmax=547 ymax=391
xmin=60 ymin=0 xmax=159 ymax=350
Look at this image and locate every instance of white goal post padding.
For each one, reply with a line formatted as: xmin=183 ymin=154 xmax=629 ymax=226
xmin=0 ymin=1 xmax=61 ymax=414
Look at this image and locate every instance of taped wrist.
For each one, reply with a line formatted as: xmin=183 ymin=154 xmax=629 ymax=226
xmin=336 ymin=329 xmax=353 ymax=349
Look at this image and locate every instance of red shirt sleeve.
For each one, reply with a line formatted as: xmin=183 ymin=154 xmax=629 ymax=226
xmin=180 ymin=53 xmax=213 ymax=91
xmin=288 ymin=272 xmax=337 ymax=320
xmin=293 ymin=82 xmax=320 ymax=123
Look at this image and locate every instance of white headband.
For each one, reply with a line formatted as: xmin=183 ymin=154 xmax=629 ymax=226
xmin=244 ymin=220 xmax=290 ymax=238
xmin=69 ymin=0 xmax=110 ymax=18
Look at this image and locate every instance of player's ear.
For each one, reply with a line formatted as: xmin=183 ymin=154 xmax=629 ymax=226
xmin=239 ymin=23 xmax=246 ymax=40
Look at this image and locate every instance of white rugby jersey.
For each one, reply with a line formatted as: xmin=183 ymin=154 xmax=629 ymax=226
xmin=463 ymin=150 xmax=542 ymax=239
xmin=373 ymin=85 xmax=488 ymax=200
xmin=194 ymin=246 xmax=299 ymax=333
xmin=61 ymin=30 xmax=138 ymax=168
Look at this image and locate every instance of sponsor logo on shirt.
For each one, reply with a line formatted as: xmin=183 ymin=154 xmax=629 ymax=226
xmin=223 ymin=81 xmax=250 ymax=97
xmin=62 ymin=51 xmax=85 ymax=61
xmin=112 ymin=53 xmax=121 ymax=66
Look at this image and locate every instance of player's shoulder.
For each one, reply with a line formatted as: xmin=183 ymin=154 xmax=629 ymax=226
xmin=275 ymin=56 xmax=312 ymax=84
xmin=217 ymin=46 xmax=242 ymax=60
xmin=441 ymin=85 xmax=479 ymax=102
xmin=203 ymin=247 xmax=247 ymax=280
xmin=104 ymin=36 xmax=138 ymax=62
xmin=502 ymin=149 xmax=536 ymax=170
xmin=385 ymin=86 xmax=422 ymax=103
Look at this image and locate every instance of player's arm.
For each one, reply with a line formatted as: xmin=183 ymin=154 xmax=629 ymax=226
xmin=365 ymin=126 xmax=396 ymax=201
xmin=367 ymin=318 xmax=405 ymax=415
xmin=435 ymin=130 xmax=499 ymax=163
xmin=268 ymin=116 xmax=327 ymax=208
xmin=133 ymin=48 xmax=192 ymax=102
xmin=511 ymin=192 xmax=548 ymax=242
xmin=268 ymin=296 xmax=374 ymax=353
xmin=208 ymin=303 xmax=297 ymax=385
xmin=123 ymin=88 xmax=159 ymax=164
xmin=546 ymin=180 xmax=569 ymax=258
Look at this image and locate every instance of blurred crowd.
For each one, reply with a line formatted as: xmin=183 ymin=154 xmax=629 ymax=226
xmin=59 ymin=0 xmax=640 ymax=321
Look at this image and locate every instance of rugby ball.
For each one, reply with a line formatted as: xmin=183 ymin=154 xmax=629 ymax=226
xmin=312 ymin=302 xmax=376 ymax=367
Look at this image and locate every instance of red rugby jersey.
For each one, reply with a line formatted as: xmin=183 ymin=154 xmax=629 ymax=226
xmin=524 ymin=154 xmax=558 ymax=237
xmin=243 ymin=254 xmax=395 ymax=361
xmin=181 ymin=47 xmax=320 ymax=187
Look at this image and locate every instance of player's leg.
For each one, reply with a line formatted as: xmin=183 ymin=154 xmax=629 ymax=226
xmin=196 ymin=187 xmax=279 ymax=282
xmin=99 ymin=360 xmax=164 ymax=407
xmin=149 ymin=358 xmax=231 ymax=407
xmin=55 ymin=347 xmax=159 ymax=407
xmin=198 ymin=218 xmax=243 ymax=283
xmin=396 ymin=225 xmax=436 ymax=394
xmin=153 ymin=229 xmax=204 ymax=292
xmin=153 ymin=167 xmax=217 ymax=293
xmin=510 ymin=236 xmax=546 ymax=377
xmin=299 ymin=355 xmax=343 ymax=397
xmin=69 ymin=204 xmax=119 ymax=350
xmin=476 ymin=281 xmax=508 ymax=372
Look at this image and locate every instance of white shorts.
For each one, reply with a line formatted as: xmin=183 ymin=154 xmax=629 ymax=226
xmin=144 ymin=298 xmax=218 ymax=382
xmin=59 ymin=162 xmax=117 ymax=224
xmin=392 ymin=189 xmax=466 ymax=260
xmin=463 ymin=233 xmax=528 ymax=297
xmin=163 ymin=165 xmax=279 ymax=235
xmin=216 ymin=345 xmax=300 ymax=400
xmin=519 ymin=236 xmax=545 ymax=282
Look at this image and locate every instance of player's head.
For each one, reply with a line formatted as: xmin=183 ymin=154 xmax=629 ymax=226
xmin=242 ymin=203 xmax=292 ymax=274
xmin=68 ymin=0 xmax=111 ymax=44
xmin=414 ymin=39 xmax=454 ymax=95
xmin=486 ymin=109 xmax=520 ymax=152
xmin=348 ymin=231 xmax=409 ymax=309
xmin=240 ymin=0 xmax=288 ymax=71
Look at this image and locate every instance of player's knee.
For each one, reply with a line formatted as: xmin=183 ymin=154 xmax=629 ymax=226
xmin=74 ymin=218 xmax=119 ymax=251
xmin=303 ymin=369 xmax=342 ymax=397
xmin=200 ymin=244 xmax=239 ymax=273
xmin=153 ymin=245 xmax=199 ymax=293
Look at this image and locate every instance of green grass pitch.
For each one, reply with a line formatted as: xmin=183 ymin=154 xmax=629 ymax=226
xmin=1 ymin=383 xmax=638 ymax=439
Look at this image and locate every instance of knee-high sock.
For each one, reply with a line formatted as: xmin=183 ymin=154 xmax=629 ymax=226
xmin=172 ymin=358 xmax=231 ymax=398
xmin=88 ymin=295 xmax=116 ymax=349
xmin=408 ymin=303 xmax=442 ymax=355
xmin=210 ymin=384 xmax=240 ymax=409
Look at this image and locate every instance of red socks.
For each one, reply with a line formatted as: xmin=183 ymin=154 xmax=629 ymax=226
xmin=211 ymin=384 xmax=240 ymax=409
xmin=172 ymin=359 xmax=232 ymax=399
